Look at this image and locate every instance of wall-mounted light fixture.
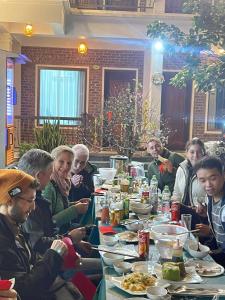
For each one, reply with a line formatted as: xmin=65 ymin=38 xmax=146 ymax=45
xmin=24 ymin=24 xmax=33 ymax=37
xmin=78 ymin=42 xmax=88 ymax=55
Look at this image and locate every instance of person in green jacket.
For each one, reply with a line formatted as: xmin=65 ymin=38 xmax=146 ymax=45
xmin=43 ymin=145 xmax=89 ymax=233
xmin=147 ymin=137 xmax=184 ymax=193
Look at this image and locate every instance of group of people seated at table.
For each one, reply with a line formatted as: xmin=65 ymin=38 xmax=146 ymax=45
xmin=0 ymin=144 xmax=100 ymax=300
xmin=1 ymin=137 xmax=225 ymax=300
xmin=147 ymin=137 xmax=225 ymax=268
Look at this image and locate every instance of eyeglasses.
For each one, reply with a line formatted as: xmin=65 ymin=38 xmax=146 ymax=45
xmin=16 ymin=195 xmax=35 ymax=204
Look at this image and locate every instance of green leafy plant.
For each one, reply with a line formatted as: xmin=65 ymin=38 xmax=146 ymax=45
xmin=147 ymin=0 xmax=225 ymax=92
xmin=34 ymin=121 xmax=66 ymax=153
xmin=19 ymin=143 xmax=36 ymax=158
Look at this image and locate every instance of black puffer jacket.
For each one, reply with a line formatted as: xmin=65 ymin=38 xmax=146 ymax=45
xmin=22 ymin=191 xmax=60 ymax=255
xmin=0 ymin=213 xmax=63 ymax=300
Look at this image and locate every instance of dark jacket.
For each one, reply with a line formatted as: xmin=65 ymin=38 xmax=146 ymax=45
xmin=22 ymin=191 xmax=60 ymax=255
xmin=148 ymin=148 xmax=184 ymax=193
xmin=0 ymin=213 xmax=63 ymax=300
xmin=69 ymin=162 xmax=96 ymax=202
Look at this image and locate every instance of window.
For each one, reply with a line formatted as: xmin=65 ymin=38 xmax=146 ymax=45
xmin=38 ymin=68 xmax=86 ymax=125
xmin=207 ymin=88 xmax=225 ymax=131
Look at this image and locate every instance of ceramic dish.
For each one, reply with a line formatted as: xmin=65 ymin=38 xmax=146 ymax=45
xmin=116 ymin=231 xmax=138 ymax=243
xmin=110 ymin=273 xmax=157 ymax=296
xmin=186 ymin=259 xmax=224 ymax=277
xmin=167 ymin=283 xmax=225 ymax=296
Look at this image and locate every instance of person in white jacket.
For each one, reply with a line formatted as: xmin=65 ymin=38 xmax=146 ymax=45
xmin=173 ymin=137 xmax=206 ymax=207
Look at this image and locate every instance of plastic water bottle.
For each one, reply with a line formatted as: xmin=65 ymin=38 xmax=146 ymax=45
xmin=162 ymin=185 xmax=171 ymax=218
xmin=141 ymin=180 xmax=150 ymax=204
xmin=150 ymin=175 xmax=158 ymax=214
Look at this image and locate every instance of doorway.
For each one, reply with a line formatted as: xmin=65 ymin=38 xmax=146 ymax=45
xmin=161 ymin=72 xmax=192 ymax=150
xmin=103 ymin=69 xmax=137 ymax=147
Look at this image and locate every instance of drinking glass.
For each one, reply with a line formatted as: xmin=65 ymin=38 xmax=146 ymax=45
xmin=181 ymin=214 xmax=192 ymax=231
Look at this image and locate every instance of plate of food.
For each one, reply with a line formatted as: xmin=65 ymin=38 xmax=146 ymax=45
xmin=117 ymin=231 xmax=138 ymax=243
xmin=186 ymin=259 xmax=224 ymax=277
xmin=110 ymin=272 xmax=157 ymax=295
xmin=154 ymin=262 xmax=203 ymax=284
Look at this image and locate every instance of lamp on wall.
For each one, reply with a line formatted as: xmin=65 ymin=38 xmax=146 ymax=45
xmin=24 ymin=24 xmax=33 ymax=37
xmin=78 ymin=42 xmax=88 ymax=55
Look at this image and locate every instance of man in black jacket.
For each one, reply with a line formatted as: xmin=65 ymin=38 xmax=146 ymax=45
xmin=69 ymin=144 xmax=96 ymax=202
xmin=0 ymin=169 xmax=68 ymax=300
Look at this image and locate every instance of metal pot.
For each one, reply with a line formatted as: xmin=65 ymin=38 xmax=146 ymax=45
xmin=109 ymin=155 xmax=128 ymax=174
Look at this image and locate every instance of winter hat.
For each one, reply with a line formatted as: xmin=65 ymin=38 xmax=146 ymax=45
xmin=0 ymin=169 xmax=36 ymax=205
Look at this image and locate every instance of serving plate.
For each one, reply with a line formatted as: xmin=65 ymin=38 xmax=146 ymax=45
xmin=167 ymin=283 xmax=225 ymax=296
xmin=110 ymin=273 xmax=158 ymax=296
xmin=186 ymin=259 xmax=224 ymax=277
xmin=116 ymin=231 xmax=138 ymax=243
xmin=98 ymin=244 xmax=138 ymax=260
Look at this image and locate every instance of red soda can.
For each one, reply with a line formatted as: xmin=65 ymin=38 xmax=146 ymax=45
xmin=171 ymin=201 xmax=180 ymax=222
xmin=138 ymin=230 xmax=149 ymax=260
xmin=130 ymin=167 xmax=137 ymax=177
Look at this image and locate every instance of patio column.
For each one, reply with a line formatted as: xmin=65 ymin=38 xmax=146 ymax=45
xmin=149 ymin=42 xmax=164 ymax=127
xmin=0 ymin=51 xmax=7 ymax=168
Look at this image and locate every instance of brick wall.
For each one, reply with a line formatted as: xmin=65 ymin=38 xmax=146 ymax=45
xmin=20 ymin=47 xmax=144 ymax=144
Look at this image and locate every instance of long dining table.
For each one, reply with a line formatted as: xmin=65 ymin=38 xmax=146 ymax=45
xmin=93 ymin=195 xmax=225 ymax=300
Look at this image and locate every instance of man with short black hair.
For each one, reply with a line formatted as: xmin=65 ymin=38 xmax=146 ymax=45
xmin=195 ymin=156 xmax=225 ymax=267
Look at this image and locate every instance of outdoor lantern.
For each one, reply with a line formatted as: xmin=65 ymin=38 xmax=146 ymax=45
xmin=24 ymin=24 xmax=33 ymax=37
xmin=78 ymin=42 xmax=88 ymax=55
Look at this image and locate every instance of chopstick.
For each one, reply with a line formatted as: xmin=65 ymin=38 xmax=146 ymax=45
xmin=176 ymin=229 xmax=200 ymax=236
xmin=91 ymin=246 xmax=139 ymax=258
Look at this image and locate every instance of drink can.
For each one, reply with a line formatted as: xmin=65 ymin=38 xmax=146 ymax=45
xmin=110 ymin=210 xmax=117 ymax=226
xmin=123 ymin=198 xmax=130 ymax=219
xmin=138 ymin=230 xmax=149 ymax=260
xmin=171 ymin=201 xmax=180 ymax=222
xmin=114 ymin=209 xmax=121 ymax=225
xmin=101 ymin=207 xmax=110 ymax=224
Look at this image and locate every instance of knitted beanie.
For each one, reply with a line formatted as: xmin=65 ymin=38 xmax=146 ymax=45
xmin=0 ymin=169 xmax=35 ymax=204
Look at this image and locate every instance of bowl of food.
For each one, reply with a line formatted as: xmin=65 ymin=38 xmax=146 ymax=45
xmin=102 ymin=253 xmax=124 ymax=266
xmin=102 ymin=234 xmax=118 ymax=246
xmin=113 ymin=261 xmax=132 ymax=274
xmin=187 ymin=240 xmax=210 ymax=259
xmin=150 ymin=224 xmax=188 ymax=245
xmin=131 ymin=202 xmax=152 ymax=215
xmin=147 ymin=286 xmax=168 ymax=300
xmin=98 ymin=168 xmax=117 ymax=181
xmin=125 ymin=221 xmax=143 ymax=232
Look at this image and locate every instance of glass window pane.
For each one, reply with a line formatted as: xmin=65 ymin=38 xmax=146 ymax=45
xmin=39 ymin=69 xmax=86 ymax=125
xmin=207 ymin=88 xmax=225 ymax=131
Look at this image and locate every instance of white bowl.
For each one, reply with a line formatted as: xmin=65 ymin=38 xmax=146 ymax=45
xmin=150 ymin=224 xmax=188 ymax=246
xmin=131 ymin=203 xmax=152 ymax=215
xmin=187 ymin=240 xmax=210 ymax=259
xmin=102 ymin=252 xmax=124 ymax=266
xmin=98 ymin=168 xmax=117 ymax=181
xmin=147 ymin=286 xmax=168 ymax=300
xmin=113 ymin=261 xmax=132 ymax=274
xmin=102 ymin=234 xmax=118 ymax=246
xmin=125 ymin=221 xmax=143 ymax=232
